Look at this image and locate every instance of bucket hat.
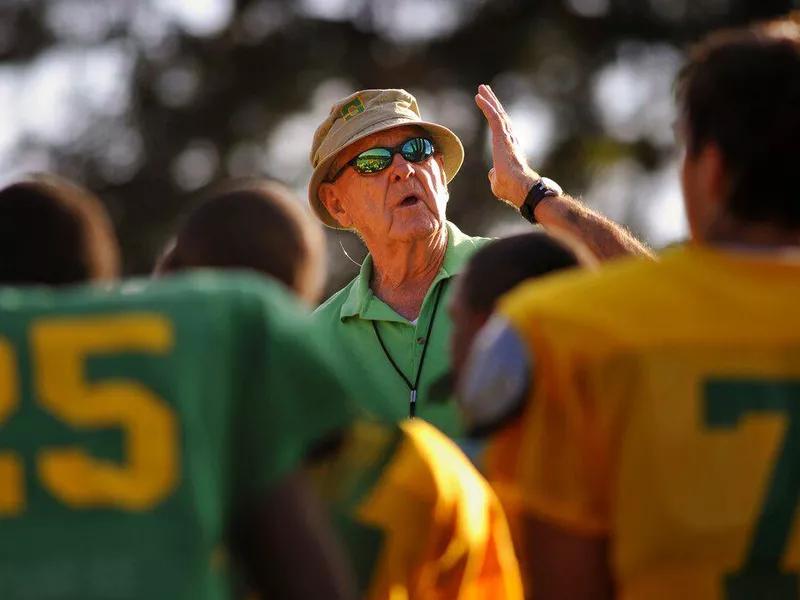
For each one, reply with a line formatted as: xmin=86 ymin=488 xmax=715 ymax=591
xmin=308 ymin=89 xmax=464 ymax=229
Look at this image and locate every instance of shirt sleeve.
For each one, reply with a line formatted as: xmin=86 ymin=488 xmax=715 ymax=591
xmin=231 ymin=288 xmax=354 ymax=509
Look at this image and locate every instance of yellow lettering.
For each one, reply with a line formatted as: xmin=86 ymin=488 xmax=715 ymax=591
xmin=32 ymin=315 xmax=178 ymax=511
xmin=0 ymin=337 xmax=23 ymax=516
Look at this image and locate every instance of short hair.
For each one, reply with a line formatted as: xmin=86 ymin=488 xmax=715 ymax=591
xmin=461 ymin=232 xmax=581 ymax=313
xmin=159 ymin=179 xmax=326 ymax=303
xmin=0 ymin=174 xmax=120 ymax=286
xmin=676 ymin=13 xmax=800 ymax=228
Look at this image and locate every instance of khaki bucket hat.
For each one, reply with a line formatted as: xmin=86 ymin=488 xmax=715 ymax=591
xmin=308 ymin=89 xmax=465 ymax=229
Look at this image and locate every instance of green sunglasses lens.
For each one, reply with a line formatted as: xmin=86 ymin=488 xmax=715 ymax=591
xmin=353 ymin=148 xmax=393 ymax=174
xmin=401 ymin=137 xmax=434 ymax=162
xmin=349 ymin=137 xmax=435 ymax=175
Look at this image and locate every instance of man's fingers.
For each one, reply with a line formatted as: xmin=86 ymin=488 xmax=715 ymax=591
xmin=479 ymin=84 xmax=511 ymax=121
xmin=477 ymin=86 xmax=510 ymax=126
xmin=475 ymin=94 xmax=504 ymax=132
xmin=475 ymin=92 xmax=498 ymax=120
xmin=477 ymin=96 xmax=516 ymax=147
xmin=477 ymin=88 xmax=519 ymax=147
xmin=478 ymin=84 xmax=502 ymax=113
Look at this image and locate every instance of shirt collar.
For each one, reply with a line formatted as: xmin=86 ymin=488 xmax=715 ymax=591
xmin=339 ymin=221 xmax=479 ymax=321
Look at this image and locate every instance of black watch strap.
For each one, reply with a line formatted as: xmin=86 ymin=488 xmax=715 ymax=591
xmin=520 ymin=179 xmax=549 ymax=224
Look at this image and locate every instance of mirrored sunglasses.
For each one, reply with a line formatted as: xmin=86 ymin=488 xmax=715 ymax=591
xmin=330 ymin=137 xmax=435 ymax=181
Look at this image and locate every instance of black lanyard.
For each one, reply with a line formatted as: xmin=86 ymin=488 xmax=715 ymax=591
xmin=371 ymin=280 xmax=448 ymax=419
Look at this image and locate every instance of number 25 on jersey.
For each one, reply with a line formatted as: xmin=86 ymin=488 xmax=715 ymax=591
xmin=0 ymin=315 xmax=179 ymax=517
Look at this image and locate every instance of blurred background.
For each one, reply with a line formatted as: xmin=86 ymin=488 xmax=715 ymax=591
xmin=0 ymin=0 xmax=796 ymax=296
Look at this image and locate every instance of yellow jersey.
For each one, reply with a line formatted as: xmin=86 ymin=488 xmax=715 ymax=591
xmin=489 ymin=244 xmax=800 ymax=600
xmin=313 ymin=418 xmax=523 ymax=600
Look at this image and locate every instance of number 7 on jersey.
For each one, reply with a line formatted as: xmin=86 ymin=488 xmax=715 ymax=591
xmin=705 ymin=380 xmax=800 ymax=600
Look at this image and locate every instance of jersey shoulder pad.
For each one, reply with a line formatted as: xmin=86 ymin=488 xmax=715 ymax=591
xmin=458 ymin=315 xmax=532 ymax=435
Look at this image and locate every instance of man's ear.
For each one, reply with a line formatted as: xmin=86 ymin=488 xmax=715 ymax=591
xmin=318 ymin=183 xmax=353 ymax=229
xmin=698 ymin=142 xmax=728 ymax=209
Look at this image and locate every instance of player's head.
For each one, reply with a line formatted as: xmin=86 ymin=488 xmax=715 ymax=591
xmin=0 ymin=173 xmax=120 ymax=286
xmin=675 ymin=13 xmax=800 ymax=243
xmin=156 ymin=179 xmax=326 ymax=304
xmin=448 ymin=232 xmax=587 ymax=386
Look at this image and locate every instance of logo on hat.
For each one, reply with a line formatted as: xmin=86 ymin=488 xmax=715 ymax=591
xmin=341 ymin=97 xmax=365 ymax=122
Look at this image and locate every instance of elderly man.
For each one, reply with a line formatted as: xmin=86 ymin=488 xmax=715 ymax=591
xmin=310 ymin=85 xmax=650 ymax=436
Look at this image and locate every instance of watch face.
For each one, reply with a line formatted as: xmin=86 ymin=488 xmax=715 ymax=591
xmin=540 ymin=177 xmax=563 ymax=196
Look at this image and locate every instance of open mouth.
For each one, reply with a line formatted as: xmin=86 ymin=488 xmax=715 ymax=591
xmin=399 ymin=194 xmax=420 ymax=207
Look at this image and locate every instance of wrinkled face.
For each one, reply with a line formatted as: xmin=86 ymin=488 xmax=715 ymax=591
xmin=447 ymin=276 xmax=490 ymax=386
xmin=318 ymin=125 xmax=450 ymax=244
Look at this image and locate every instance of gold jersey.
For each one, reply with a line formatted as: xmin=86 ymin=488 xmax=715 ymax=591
xmin=314 ymin=418 xmax=523 ymax=600
xmin=492 ymin=244 xmax=800 ymax=600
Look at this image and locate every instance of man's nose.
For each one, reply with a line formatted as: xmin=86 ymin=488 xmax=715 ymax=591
xmin=389 ymin=152 xmax=415 ymax=181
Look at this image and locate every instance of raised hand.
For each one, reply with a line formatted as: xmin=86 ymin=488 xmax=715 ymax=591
xmin=474 ymin=84 xmax=540 ymax=208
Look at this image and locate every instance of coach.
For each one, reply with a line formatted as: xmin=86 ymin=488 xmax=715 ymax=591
xmin=309 ymin=85 xmax=651 ymax=436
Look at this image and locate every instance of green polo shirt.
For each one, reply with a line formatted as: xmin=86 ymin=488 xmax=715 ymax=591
xmin=313 ymin=222 xmax=492 ymax=437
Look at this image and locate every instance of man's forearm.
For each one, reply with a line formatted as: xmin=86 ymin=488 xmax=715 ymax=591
xmin=533 ymin=194 xmax=655 ymax=262
xmin=502 ymin=171 xmax=654 ymax=262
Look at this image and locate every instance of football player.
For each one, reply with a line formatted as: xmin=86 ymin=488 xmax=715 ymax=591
xmin=460 ymin=15 xmax=800 ymax=600
xmin=433 ymin=232 xmax=585 ymax=592
xmin=0 ymin=175 xmax=355 ymax=599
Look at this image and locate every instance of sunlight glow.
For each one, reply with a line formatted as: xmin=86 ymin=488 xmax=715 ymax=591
xmin=152 ymin=0 xmax=234 ymax=37
xmin=593 ymin=42 xmax=682 ymax=146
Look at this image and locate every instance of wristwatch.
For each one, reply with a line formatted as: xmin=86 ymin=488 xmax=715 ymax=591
xmin=519 ymin=176 xmax=563 ymax=224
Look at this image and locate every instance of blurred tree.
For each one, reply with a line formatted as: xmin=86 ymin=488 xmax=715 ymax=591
xmin=0 ymin=0 xmax=794 ymax=294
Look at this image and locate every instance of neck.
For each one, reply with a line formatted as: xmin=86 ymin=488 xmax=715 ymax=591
xmin=366 ymin=226 xmax=448 ymax=321
xmin=703 ymin=217 xmax=800 ymax=249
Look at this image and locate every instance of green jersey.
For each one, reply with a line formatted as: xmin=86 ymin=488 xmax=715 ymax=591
xmin=0 ymin=273 xmax=350 ymax=600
